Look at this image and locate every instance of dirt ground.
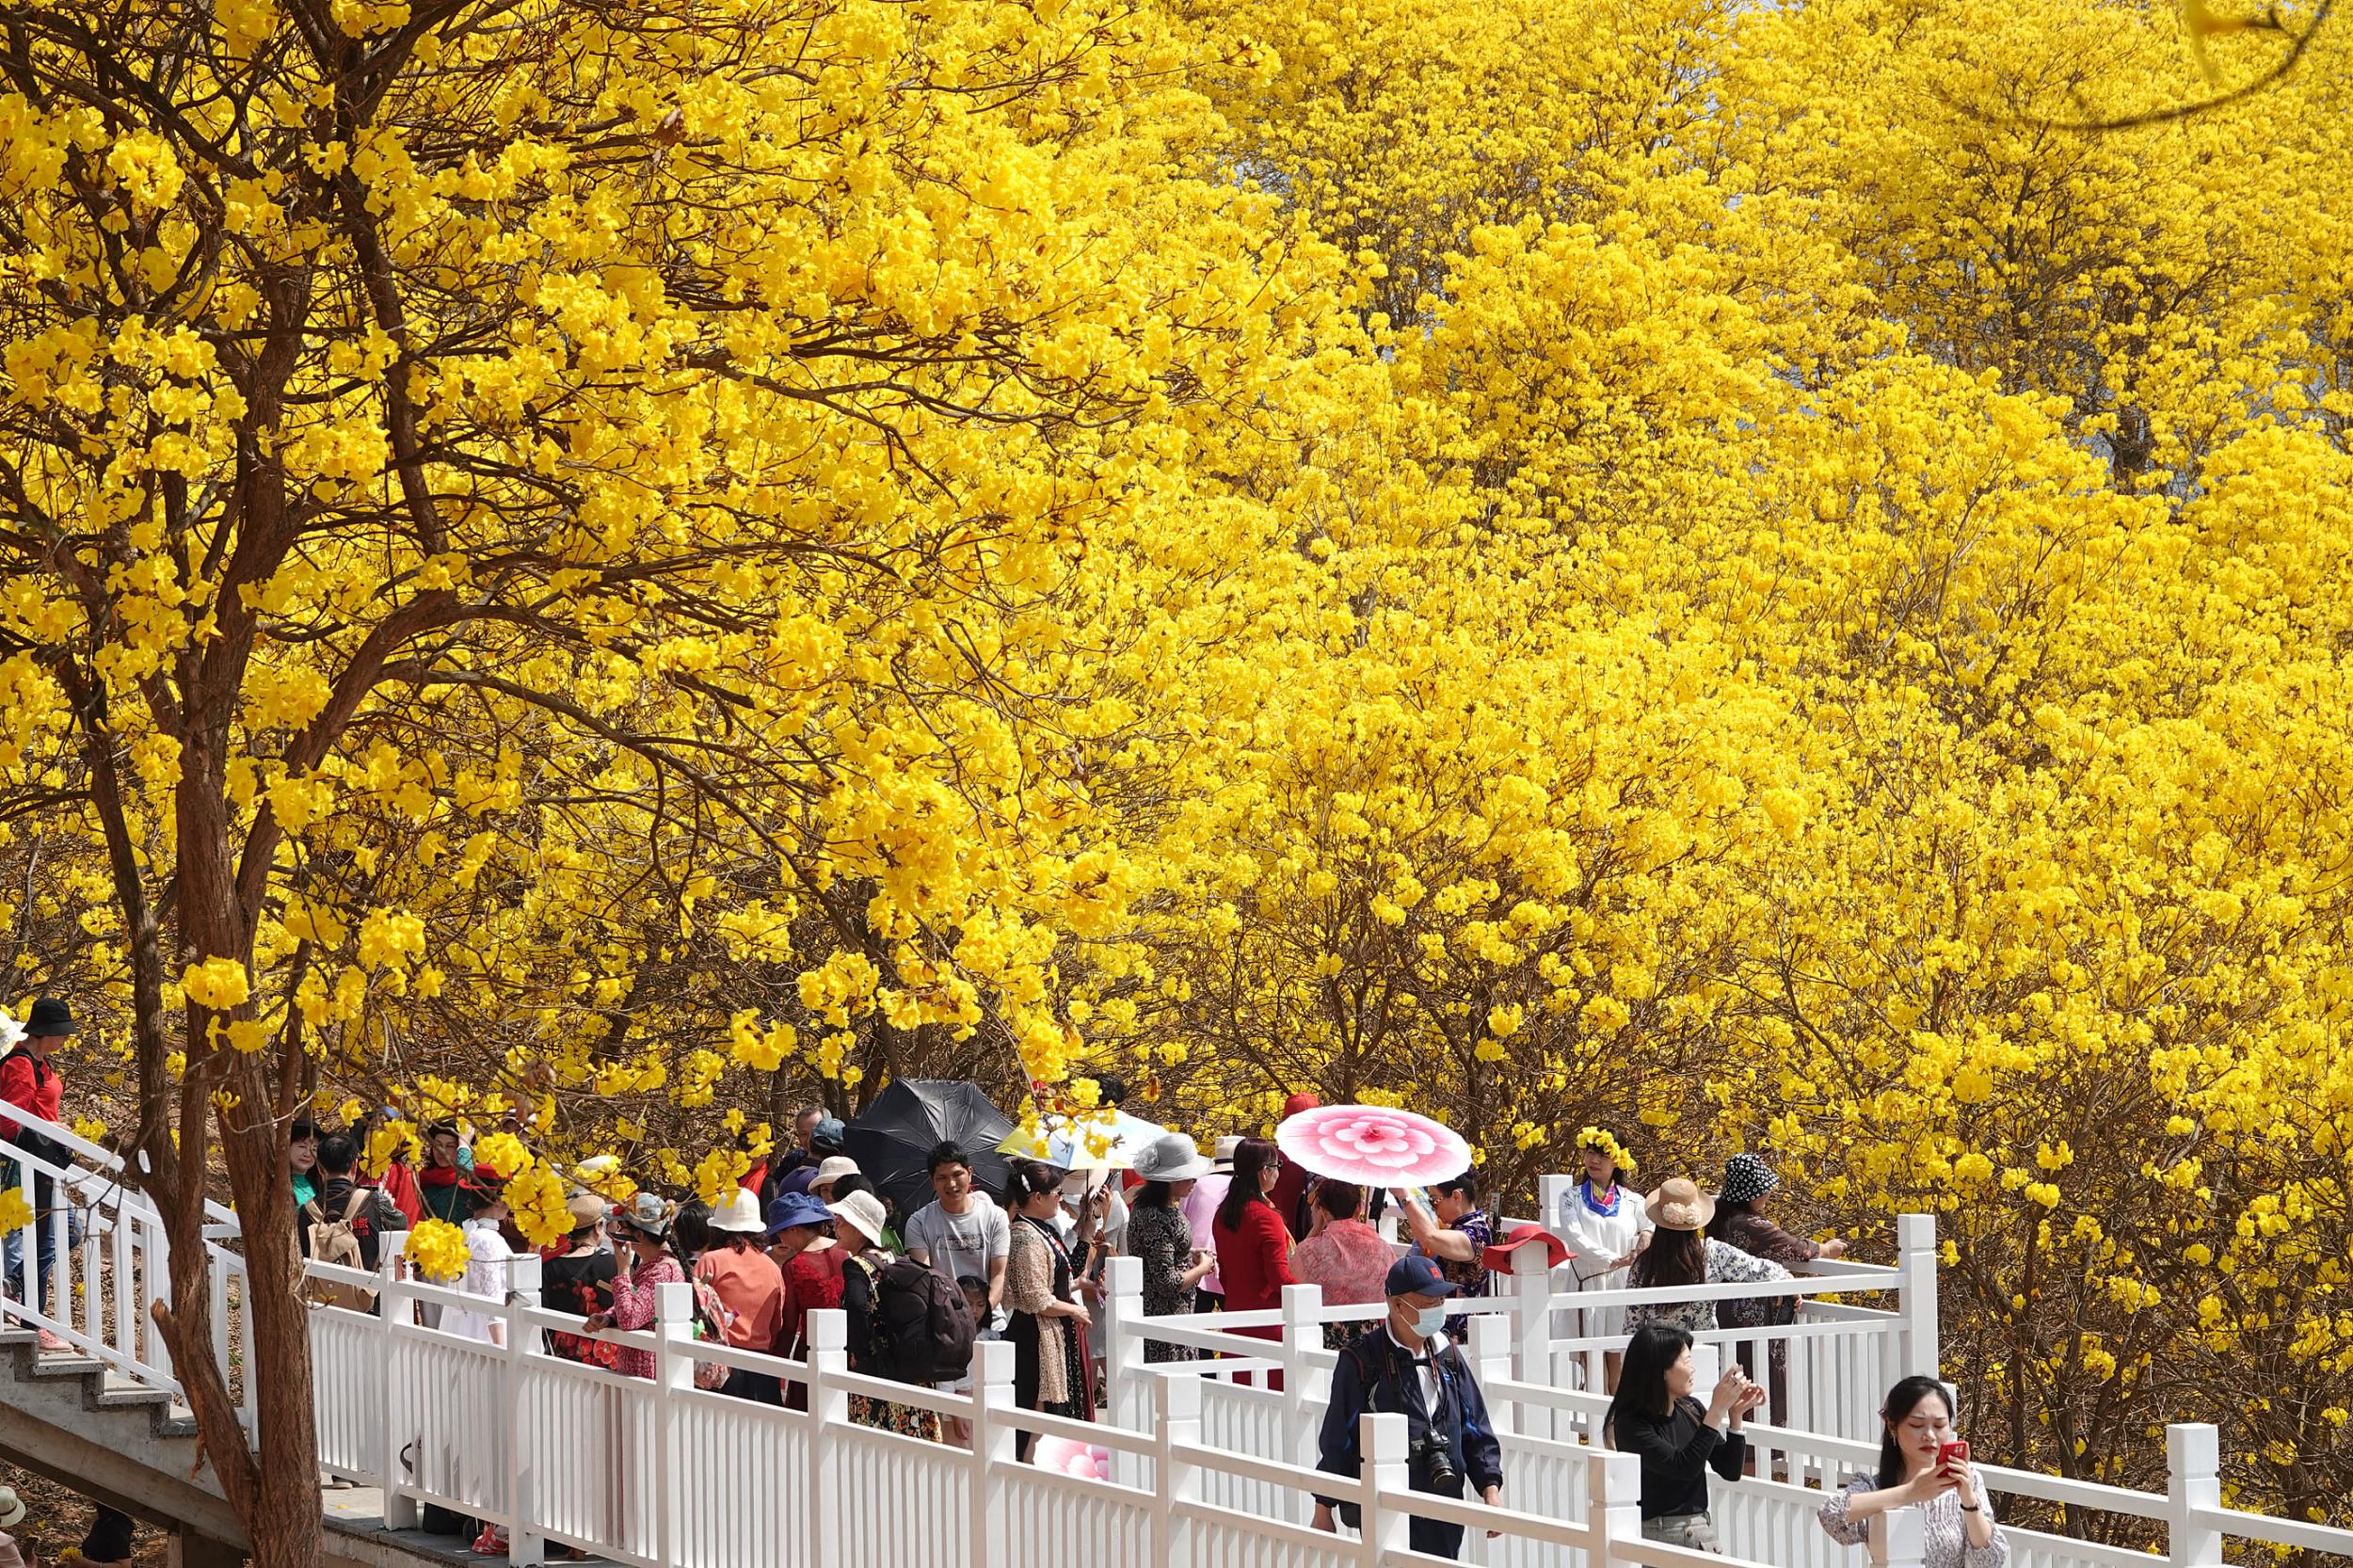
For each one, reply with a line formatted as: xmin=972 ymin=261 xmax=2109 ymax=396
xmin=0 ymin=1470 xmax=170 ymax=1567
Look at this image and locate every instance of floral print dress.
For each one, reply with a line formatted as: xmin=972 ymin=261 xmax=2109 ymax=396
xmin=1820 ymin=1472 xmax=2009 ymax=1568
xmin=604 ymin=1253 xmax=687 ymax=1380
xmin=1625 ymin=1239 xmax=1790 ymax=1335
xmin=1126 ymin=1202 xmax=1198 ymax=1363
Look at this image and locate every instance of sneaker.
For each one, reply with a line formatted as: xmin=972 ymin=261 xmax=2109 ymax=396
xmin=36 ymin=1329 xmax=73 ymax=1352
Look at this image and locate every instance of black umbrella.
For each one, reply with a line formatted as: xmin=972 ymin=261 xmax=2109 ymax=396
xmin=843 ymin=1080 xmax=1016 ymax=1222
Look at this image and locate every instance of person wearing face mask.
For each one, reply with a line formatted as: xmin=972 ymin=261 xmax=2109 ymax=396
xmin=1312 ymin=1255 xmax=1506 ymax=1560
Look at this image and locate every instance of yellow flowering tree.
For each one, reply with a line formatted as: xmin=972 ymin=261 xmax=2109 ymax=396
xmin=0 ymin=0 xmax=1332 ymax=1560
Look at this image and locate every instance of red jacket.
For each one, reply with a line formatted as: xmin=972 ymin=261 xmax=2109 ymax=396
xmin=1212 ymin=1198 xmax=1298 ymax=1315
xmin=0 ymin=1048 xmax=62 ymax=1144
xmin=376 ymin=1159 xmax=424 ymax=1224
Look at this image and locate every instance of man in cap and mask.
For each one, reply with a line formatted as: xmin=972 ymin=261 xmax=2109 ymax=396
xmin=1312 ymin=1254 xmax=1506 ymax=1560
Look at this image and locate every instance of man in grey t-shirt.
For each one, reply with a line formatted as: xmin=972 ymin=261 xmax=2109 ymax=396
xmin=904 ymin=1141 xmax=1010 ymax=1315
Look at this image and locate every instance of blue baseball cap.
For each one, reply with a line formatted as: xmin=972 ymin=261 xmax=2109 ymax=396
xmin=812 ymin=1117 xmax=847 ymax=1152
xmin=1385 ymin=1254 xmax=1460 ymax=1300
xmin=765 ymin=1192 xmax=831 ymax=1236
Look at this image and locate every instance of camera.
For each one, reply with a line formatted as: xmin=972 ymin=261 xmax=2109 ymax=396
xmin=1407 ymin=1430 xmax=1460 ymax=1493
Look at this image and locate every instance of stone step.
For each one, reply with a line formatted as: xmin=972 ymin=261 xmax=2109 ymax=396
xmin=28 ymin=1352 xmax=104 ymax=1378
xmin=95 ymin=1372 xmax=174 ymax=1410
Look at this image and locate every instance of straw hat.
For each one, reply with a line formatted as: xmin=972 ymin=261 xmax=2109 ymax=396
xmin=827 ymin=1190 xmax=888 ymax=1247
xmin=1210 ymin=1135 xmax=1243 ymax=1173
xmin=565 ymin=1192 xmax=608 ymax=1231
xmin=0 ymin=1485 xmax=24 ymax=1530
xmin=1644 ymin=1178 xmax=1716 ymax=1232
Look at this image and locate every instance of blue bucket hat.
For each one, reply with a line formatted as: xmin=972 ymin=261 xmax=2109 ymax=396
xmin=765 ymin=1192 xmax=832 ymax=1237
xmin=1385 ymin=1254 xmax=1460 ymax=1300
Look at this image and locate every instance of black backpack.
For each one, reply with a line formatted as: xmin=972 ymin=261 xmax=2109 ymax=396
xmin=856 ymin=1256 xmax=977 ymax=1384
xmin=0 ymin=1048 xmax=66 ymax=1169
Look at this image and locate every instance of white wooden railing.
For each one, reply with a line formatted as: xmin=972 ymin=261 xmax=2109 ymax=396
xmin=1 ymin=1107 xmax=257 ymax=1428
xmin=1097 ymin=1215 xmax=2353 ymax=1568
xmin=8 ymin=1127 xmax=2353 ymax=1568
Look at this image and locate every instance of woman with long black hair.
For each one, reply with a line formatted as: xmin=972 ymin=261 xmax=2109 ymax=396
xmin=1211 ymin=1137 xmax=1297 ymax=1315
xmin=1818 ymin=1378 xmax=2008 ymax=1568
xmin=1211 ymin=1136 xmax=1297 ymax=1385
xmin=1606 ymin=1322 xmax=1764 ymax=1550
xmin=1623 ymin=1178 xmax=1791 ymax=1334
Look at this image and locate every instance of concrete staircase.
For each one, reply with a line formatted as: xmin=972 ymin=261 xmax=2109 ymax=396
xmin=2 ymin=1323 xmax=559 ymax=1568
xmin=0 ymin=1322 xmax=246 ymax=1562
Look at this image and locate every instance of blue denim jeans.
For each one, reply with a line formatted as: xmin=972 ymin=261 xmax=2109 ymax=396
xmin=2 ymin=1168 xmax=76 ymax=1321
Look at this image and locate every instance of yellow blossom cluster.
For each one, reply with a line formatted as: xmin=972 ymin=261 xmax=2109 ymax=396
xmin=3 ymin=0 xmax=2351 ymax=1548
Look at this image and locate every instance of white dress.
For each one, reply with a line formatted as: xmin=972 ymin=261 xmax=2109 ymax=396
xmin=439 ymin=1218 xmax=515 ymax=1344
xmin=1557 ymin=1181 xmax=1655 ymax=1337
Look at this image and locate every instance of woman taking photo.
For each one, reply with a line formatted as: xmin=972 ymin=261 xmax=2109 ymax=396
xmin=1124 ymin=1134 xmax=1215 ymax=1363
xmin=1624 ymin=1178 xmax=1791 ymax=1335
xmin=584 ymin=1192 xmax=685 ymax=1381
xmin=1818 ymin=1377 xmax=2008 ymax=1568
xmin=1606 ymin=1322 xmax=1766 ymax=1550
xmin=1003 ymin=1159 xmax=1097 ymax=1455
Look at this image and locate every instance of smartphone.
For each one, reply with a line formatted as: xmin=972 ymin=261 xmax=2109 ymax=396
xmin=1937 ymin=1440 xmax=1970 ymax=1472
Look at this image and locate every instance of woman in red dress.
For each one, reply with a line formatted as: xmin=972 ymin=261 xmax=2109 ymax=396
xmin=1211 ymin=1137 xmax=1297 ymax=1387
xmin=765 ymin=1191 xmax=846 ymax=1410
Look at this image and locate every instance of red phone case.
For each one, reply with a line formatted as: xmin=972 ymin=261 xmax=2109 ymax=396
xmin=1938 ymin=1440 xmax=1970 ymax=1469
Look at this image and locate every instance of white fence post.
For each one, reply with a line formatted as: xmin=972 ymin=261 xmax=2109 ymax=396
xmin=1896 ymin=1212 xmax=1940 ymax=1379
xmin=46 ymin=1163 xmax=69 ymax=1329
xmin=1506 ymin=1240 xmax=1553 ymax=1442
xmin=504 ymin=1254 xmax=543 ymax=1567
xmin=1887 ymin=1504 xmax=1929 ymax=1568
xmin=1282 ymin=1280 xmax=1327 ymax=1502
xmin=651 ymin=1279 xmax=694 ymax=1568
xmin=1101 ymin=1253 xmax=1147 ymax=1439
xmin=1538 ymin=1172 xmax=1575 ymax=1391
xmin=1356 ymin=1411 xmax=1413 ymax=1565
xmin=1155 ymin=1372 xmax=1204 ymax=1566
xmin=2166 ymin=1423 xmax=2223 ymax=1568
xmin=968 ymin=1338 xmax=1016 ymax=1568
xmin=1468 ymin=1314 xmax=1516 ymax=1439
xmin=1595 ymin=1448 xmax=1641 ymax=1568
xmin=807 ymin=1308 xmax=850 ymax=1565
xmin=378 ymin=1268 xmax=419 ymax=1528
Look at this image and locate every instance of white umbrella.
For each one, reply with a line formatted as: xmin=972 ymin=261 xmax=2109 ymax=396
xmin=1002 ymin=1108 xmax=1167 ymax=1173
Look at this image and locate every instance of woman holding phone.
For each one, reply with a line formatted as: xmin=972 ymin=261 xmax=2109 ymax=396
xmin=1818 ymin=1376 xmax=2008 ymax=1568
xmin=1606 ymin=1321 xmax=1766 ymax=1550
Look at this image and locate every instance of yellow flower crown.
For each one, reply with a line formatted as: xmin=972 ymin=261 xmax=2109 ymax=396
xmin=1576 ymin=1127 xmax=1636 ymax=1175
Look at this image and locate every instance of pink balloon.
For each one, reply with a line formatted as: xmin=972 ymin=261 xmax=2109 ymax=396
xmin=1032 ymin=1436 xmax=1112 ymax=1482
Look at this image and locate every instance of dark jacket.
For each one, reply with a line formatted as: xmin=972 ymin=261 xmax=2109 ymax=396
xmin=1612 ymin=1395 xmax=1747 ymax=1518
xmin=1315 ymin=1324 xmax=1505 ymax=1515
xmin=309 ymin=1176 xmax=408 ymax=1269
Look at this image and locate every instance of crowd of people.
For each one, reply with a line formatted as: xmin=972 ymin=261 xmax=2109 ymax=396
xmin=3 ymin=996 xmax=2006 ymax=1566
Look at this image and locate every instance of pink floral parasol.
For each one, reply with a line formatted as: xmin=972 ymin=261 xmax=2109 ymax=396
xmin=1275 ymin=1103 xmax=1471 ymax=1187
xmin=1032 ymin=1436 xmax=1112 ymax=1481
